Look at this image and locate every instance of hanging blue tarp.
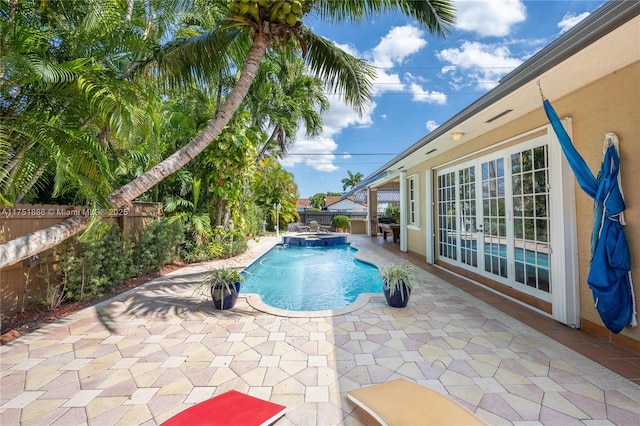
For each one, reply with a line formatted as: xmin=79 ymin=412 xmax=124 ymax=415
xmin=543 ymin=99 xmax=636 ymax=333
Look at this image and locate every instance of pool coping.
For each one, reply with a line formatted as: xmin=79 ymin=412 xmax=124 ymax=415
xmin=242 ymin=292 xmax=384 ymax=318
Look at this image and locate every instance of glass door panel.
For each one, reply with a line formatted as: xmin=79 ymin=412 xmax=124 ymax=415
xmin=511 ymin=146 xmax=551 ymax=294
xmin=437 ymin=172 xmax=456 ymax=260
xmin=458 ymin=166 xmax=477 ymax=267
xmin=481 ymin=158 xmax=507 ymax=278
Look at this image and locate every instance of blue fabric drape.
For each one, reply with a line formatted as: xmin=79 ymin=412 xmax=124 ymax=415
xmin=543 ymin=99 xmax=635 ymax=333
xmin=543 ymin=100 xmax=598 ymax=197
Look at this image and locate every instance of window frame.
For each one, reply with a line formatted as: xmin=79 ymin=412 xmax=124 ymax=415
xmin=407 ymin=174 xmax=419 ymax=228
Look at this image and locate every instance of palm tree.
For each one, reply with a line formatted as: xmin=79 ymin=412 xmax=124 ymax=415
xmin=251 ymin=157 xmax=299 ymax=228
xmin=310 ymin=193 xmax=326 ymax=210
xmin=246 ymin=53 xmax=329 ymax=163
xmin=342 ymin=170 xmax=364 ymax=191
xmin=1 ymin=0 xmax=455 ymax=268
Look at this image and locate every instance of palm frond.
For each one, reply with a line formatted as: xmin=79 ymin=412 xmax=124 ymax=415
xmin=151 ymin=27 xmax=246 ymax=89
xmin=303 ymin=31 xmax=376 ymax=115
xmin=313 ymin=0 xmax=455 ymax=36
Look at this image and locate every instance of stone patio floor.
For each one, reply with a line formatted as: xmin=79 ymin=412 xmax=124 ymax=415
xmin=1 ymin=235 xmax=639 ymax=425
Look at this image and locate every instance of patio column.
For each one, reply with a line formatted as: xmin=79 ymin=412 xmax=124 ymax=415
xmin=367 ymin=188 xmax=378 ymax=237
xmin=399 ymin=171 xmax=407 ymax=252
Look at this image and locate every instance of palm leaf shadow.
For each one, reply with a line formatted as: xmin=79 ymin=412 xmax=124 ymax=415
xmin=94 ymin=270 xmax=213 ymax=334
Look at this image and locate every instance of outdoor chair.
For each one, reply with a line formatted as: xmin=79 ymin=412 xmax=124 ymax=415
xmin=346 ymin=379 xmax=486 ymax=425
xmin=309 ymin=220 xmax=330 ymax=233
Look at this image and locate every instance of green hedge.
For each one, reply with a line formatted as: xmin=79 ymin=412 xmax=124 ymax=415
xmin=39 ymin=219 xmax=184 ymax=309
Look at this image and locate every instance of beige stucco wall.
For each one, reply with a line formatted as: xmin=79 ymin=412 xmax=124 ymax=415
xmin=560 ymin=62 xmax=639 ymax=341
xmin=405 ymin=61 xmax=639 ymax=341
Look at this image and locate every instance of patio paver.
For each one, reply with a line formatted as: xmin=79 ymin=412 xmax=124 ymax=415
xmin=1 ymin=235 xmax=638 ymax=425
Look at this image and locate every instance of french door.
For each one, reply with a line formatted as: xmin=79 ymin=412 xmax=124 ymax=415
xmin=437 ymin=142 xmax=552 ymax=302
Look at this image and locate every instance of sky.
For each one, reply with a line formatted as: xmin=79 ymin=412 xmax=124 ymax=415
xmin=280 ymin=0 xmax=607 ymax=198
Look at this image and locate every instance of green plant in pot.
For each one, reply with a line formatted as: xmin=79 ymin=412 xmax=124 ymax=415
xmin=379 ymin=262 xmax=415 ymax=308
xmin=201 ymin=265 xmax=244 ymax=310
xmin=333 ymin=215 xmax=350 ymax=232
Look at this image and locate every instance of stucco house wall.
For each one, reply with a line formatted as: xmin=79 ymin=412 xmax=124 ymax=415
xmin=326 ymin=199 xmax=367 ymax=212
xmin=404 ymin=61 xmax=639 ymax=346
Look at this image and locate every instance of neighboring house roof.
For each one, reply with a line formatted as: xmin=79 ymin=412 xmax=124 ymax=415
xmin=297 ymin=198 xmax=310 ymax=209
xmin=324 ymin=196 xmax=343 ymax=207
xmin=348 ymin=1 xmax=639 ymax=195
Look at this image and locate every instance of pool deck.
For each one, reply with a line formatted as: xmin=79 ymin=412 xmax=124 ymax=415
xmin=1 ymin=234 xmax=639 ymax=425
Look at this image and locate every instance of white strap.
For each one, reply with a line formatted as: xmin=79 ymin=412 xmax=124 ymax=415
xmin=603 ymin=132 xmax=626 ymax=225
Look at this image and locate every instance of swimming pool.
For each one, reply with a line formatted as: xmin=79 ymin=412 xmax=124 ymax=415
xmin=241 ymin=244 xmax=382 ymax=311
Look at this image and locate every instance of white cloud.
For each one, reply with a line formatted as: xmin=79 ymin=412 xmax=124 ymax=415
xmin=321 ymin=94 xmax=375 ymax=135
xmin=284 ymin=25 xmax=439 ymax=172
xmin=371 ymin=70 xmax=404 ymax=96
xmin=426 ymin=120 xmax=439 ymax=131
xmin=282 ymin=137 xmax=339 ymax=172
xmin=405 ymin=72 xmax=427 ymax=84
xmin=367 ymin=25 xmax=429 ymax=96
xmin=282 ymin=95 xmax=375 ymax=172
xmin=409 ymin=84 xmax=447 ymax=104
xmin=557 ymin=12 xmax=590 ymax=34
xmin=371 ymin=25 xmax=427 ymax=68
xmin=437 ymin=41 xmax=522 ymax=90
xmin=334 ymin=41 xmax=358 ymax=57
xmin=456 ymin=0 xmax=526 ymax=37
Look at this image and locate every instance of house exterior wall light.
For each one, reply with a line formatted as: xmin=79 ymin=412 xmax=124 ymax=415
xmin=450 ymin=132 xmax=465 ymax=141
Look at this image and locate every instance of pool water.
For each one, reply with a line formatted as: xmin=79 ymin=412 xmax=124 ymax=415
xmin=241 ymin=244 xmax=382 ymax=311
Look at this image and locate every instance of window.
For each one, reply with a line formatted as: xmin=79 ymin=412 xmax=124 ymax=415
xmin=408 ymin=175 xmax=418 ymax=227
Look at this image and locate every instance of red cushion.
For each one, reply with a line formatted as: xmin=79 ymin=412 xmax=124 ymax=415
xmin=161 ymin=390 xmax=286 ymax=426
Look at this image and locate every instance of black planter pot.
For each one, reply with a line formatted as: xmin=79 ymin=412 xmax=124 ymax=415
xmin=383 ymin=280 xmax=411 ymax=308
xmin=211 ymin=282 xmax=241 ymax=310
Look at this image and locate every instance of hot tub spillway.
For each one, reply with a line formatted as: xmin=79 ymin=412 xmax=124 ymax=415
xmin=282 ymin=233 xmax=347 ymax=247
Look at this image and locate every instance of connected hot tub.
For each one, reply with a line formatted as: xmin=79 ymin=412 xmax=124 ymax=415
xmin=282 ymin=233 xmax=347 ymax=247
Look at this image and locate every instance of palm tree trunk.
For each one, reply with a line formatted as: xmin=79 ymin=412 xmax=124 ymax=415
xmin=255 ymin=128 xmax=278 ymax=164
xmin=0 ymin=35 xmax=270 ymax=269
xmin=125 ymin=0 xmax=135 ymax=22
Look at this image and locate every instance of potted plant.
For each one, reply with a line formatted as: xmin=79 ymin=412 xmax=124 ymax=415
xmin=333 ymin=215 xmax=351 ymax=233
xmin=379 ymin=262 xmax=415 ymax=308
xmin=385 ymin=204 xmax=400 ymax=223
xmin=201 ymin=265 xmax=244 ymax=310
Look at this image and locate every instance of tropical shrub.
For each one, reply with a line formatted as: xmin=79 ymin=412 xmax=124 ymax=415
xmin=333 ymin=215 xmax=350 ymax=229
xmin=38 ymin=223 xmax=137 ymax=307
xmin=385 ymin=204 xmax=400 ymax=221
xmin=133 ymin=219 xmax=184 ymax=274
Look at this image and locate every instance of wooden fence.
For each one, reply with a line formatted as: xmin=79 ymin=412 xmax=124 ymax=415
xmin=0 ymin=202 xmax=162 ymax=314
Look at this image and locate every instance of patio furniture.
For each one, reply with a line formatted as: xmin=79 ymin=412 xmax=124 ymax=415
xmin=379 ymin=223 xmax=400 ymax=243
xmin=309 ymin=220 xmax=330 ymax=233
xmin=161 ymin=390 xmax=286 ymax=426
xmin=346 ymin=379 xmax=486 ymax=426
xmin=377 ymin=217 xmax=396 ymax=234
